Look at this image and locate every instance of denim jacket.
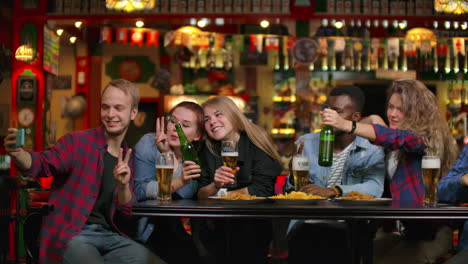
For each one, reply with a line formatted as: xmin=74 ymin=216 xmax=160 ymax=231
xmin=133 ymin=133 xmax=198 ymax=242
xmin=438 ymin=145 xmax=468 ymax=250
xmin=286 ymin=132 xmax=385 ymax=198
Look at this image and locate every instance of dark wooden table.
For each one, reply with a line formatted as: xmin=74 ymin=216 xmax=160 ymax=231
xmin=134 ymin=198 xmax=468 ymax=219
xmin=133 ymin=199 xmax=468 ymax=264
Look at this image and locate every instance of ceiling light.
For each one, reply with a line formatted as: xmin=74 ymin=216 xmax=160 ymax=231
xmin=56 ymin=29 xmax=64 ymax=36
xmin=70 ymin=36 xmax=77 ymax=44
xmin=135 ymin=20 xmax=144 ymax=28
xmin=382 ymin=20 xmax=388 ymax=28
xmin=373 ymin=20 xmax=379 ymax=27
xmin=334 ymin=21 xmax=343 ymax=29
xmin=74 ymin=21 xmax=82 ymax=28
xmin=215 ymin=18 xmax=225 ymax=26
xmin=260 ymin=20 xmax=270 ymax=28
xmin=461 ymin=22 xmax=468 ymax=30
xmin=398 ymin=20 xmax=407 ymax=29
xmin=197 ymin=18 xmax=208 ymax=28
xmin=106 ymin=0 xmax=155 ymax=12
xmin=444 ymin=21 xmax=451 ymax=29
xmin=190 ymin=18 xmax=197 ymax=26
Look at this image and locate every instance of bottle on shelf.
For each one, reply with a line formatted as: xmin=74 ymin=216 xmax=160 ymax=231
xmin=175 ymin=123 xmax=200 ymax=164
xmin=318 ymin=124 xmax=334 ymax=167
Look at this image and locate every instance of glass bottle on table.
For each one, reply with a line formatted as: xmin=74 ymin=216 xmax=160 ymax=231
xmin=175 ymin=123 xmax=200 ymax=164
xmin=318 ymin=125 xmax=334 ymax=167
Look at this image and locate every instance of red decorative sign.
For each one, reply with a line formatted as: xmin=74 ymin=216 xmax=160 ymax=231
xmin=101 ymin=26 xmax=112 ymax=43
xmin=116 ymin=28 xmax=128 ymax=43
xmin=130 ymin=29 xmax=144 ymax=46
xmin=146 ymin=29 xmax=159 ymax=47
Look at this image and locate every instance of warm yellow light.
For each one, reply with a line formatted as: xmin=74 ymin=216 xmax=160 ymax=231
xmin=398 ymin=21 xmax=407 ymax=29
xmin=260 ymin=20 xmax=270 ymax=28
xmin=15 ymin=45 xmax=34 ymax=62
xmin=406 ymin=28 xmax=437 ymax=47
xmin=461 ymin=22 xmax=468 ymax=30
xmin=444 ymin=21 xmax=451 ymax=29
xmin=197 ymin=18 xmax=208 ymax=28
xmin=74 ymin=21 xmax=82 ymax=28
xmin=135 ymin=20 xmax=144 ymax=27
xmin=70 ymin=36 xmax=77 ymax=44
xmin=177 ymin=26 xmax=202 ymax=34
xmin=106 ymin=0 xmax=155 ymax=12
xmin=335 ymin=21 xmax=343 ymax=29
xmin=56 ymin=29 xmax=64 ymax=36
xmin=434 ymin=0 xmax=466 ymax=14
xmin=382 ymin=20 xmax=388 ymax=28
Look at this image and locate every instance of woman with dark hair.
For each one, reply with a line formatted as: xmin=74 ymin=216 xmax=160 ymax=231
xmin=322 ymin=79 xmax=458 ymax=264
xmin=133 ymin=101 xmax=205 ymax=263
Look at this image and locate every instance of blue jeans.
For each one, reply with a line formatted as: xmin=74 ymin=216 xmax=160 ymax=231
xmin=63 ymin=224 xmax=166 ymax=264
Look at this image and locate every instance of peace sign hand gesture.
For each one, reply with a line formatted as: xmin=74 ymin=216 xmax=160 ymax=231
xmin=155 ymin=116 xmax=170 ymax=153
xmin=113 ymin=148 xmax=132 ymax=187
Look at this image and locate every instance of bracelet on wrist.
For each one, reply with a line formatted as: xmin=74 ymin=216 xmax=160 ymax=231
xmin=348 ymin=120 xmax=357 ymax=134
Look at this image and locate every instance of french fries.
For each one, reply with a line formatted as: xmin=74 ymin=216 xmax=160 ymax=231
xmin=271 ymin=191 xmax=325 ymax=200
xmin=339 ymin=191 xmax=376 ymax=200
xmin=219 ymin=193 xmax=259 ymax=200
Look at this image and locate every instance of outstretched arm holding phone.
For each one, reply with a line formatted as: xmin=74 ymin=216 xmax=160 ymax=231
xmin=4 ymin=128 xmax=32 ymax=171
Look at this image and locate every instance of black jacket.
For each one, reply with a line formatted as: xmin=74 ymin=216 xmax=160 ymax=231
xmin=197 ymin=133 xmax=282 ymax=197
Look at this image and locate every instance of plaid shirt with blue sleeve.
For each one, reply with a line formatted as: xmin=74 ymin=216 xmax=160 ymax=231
xmin=372 ymin=124 xmax=426 ymax=201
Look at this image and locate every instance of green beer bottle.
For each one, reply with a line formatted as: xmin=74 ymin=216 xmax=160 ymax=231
xmin=318 ymin=125 xmax=334 ymax=167
xmin=175 ymin=123 xmax=200 ymax=164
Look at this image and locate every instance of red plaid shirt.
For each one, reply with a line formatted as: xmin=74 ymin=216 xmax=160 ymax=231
xmin=372 ymin=124 xmax=426 ymax=201
xmin=21 ymin=126 xmax=136 ymax=264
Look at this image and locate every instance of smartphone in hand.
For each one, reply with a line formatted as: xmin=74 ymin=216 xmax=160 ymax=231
xmin=14 ymin=129 xmax=25 ymax=148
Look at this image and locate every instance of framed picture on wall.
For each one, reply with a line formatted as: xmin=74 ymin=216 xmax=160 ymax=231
xmin=17 ymin=75 xmax=37 ymax=105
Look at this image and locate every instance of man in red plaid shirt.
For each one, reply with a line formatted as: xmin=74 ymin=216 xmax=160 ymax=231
xmin=5 ymin=79 xmax=165 ymax=264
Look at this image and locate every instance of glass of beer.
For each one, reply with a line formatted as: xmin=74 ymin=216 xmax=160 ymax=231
xmin=292 ymin=156 xmax=310 ymax=191
xmin=221 ymin=140 xmax=238 ymax=188
xmin=421 ymin=155 xmax=441 ymax=205
xmin=155 ymin=152 xmax=175 ymax=201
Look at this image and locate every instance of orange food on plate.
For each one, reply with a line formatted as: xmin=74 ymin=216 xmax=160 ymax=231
xmin=271 ymin=191 xmax=325 ymax=200
xmin=219 ymin=193 xmax=259 ymax=200
xmin=340 ymin=191 xmax=377 ymax=200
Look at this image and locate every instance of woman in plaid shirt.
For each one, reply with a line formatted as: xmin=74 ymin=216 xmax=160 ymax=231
xmin=322 ymin=79 xmax=459 ymax=264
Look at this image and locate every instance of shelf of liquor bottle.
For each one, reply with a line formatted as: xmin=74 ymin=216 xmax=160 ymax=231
xmin=273 ymin=70 xmax=467 ymax=81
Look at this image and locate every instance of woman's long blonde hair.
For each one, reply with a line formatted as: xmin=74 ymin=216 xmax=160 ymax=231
xmin=202 ymin=96 xmax=282 ymax=163
xmin=388 ymin=79 xmax=458 ymax=174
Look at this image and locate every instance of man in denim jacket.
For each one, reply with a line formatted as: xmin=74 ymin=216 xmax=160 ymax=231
xmin=287 ymin=85 xmax=385 ymax=264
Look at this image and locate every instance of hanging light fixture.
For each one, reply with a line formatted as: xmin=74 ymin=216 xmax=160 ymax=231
xmin=106 ymin=0 xmax=155 ymax=12
xmin=15 ymin=44 xmax=35 ymax=62
xmin=434 ymin=0 xmax=467 ymax=14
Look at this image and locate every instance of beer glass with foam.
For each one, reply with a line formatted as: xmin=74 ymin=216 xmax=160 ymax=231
xmin=221 ymin=140 xmax=238 ymax=188
xmin=156 ymin=152 xmax=175 ymax=201
xmin=421 ymin=156 xmax=441 ymax=204
xmin=292 ymin=156 xmax=310 ymax=191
